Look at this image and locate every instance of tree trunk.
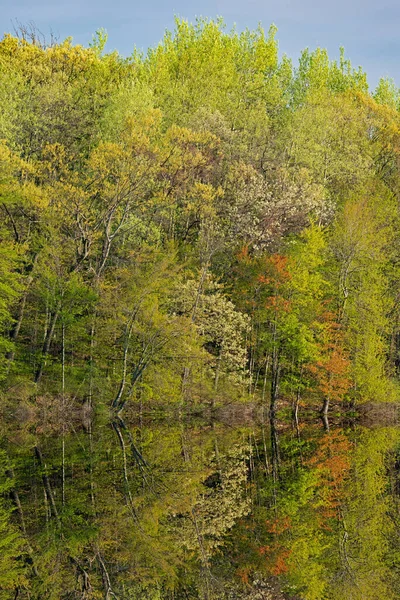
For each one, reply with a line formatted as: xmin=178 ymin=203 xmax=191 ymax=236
xmin=34 ymin=309 xmax=59 ymax=383
xmin=270 ymin=414 xmax=280 ymax=484
xmin=321 ymin=396 xmax=329 ymax=416
xmin=34 ymin=446 xmax=60 ymax=526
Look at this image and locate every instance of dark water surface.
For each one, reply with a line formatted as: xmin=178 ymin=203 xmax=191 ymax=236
xmin=2 ymin=406 xmax=400 ymax=599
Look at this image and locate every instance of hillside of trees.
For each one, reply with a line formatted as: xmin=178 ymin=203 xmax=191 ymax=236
xmin=2 ymin=20 xmax=400 ymax=418
xmin=3 ymin=18 xmax=400 ymax=600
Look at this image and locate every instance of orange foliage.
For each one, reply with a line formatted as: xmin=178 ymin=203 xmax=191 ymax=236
xmin=309 ymin=311 xmax=351 ymax=402
xmin=237 ymin=245 xmax=250 ymax=263
xmin=271 ymin=549 xmax=292 ymax=575
xmin=265 ymin=515 xmax=292 ymax=534
xmin=234 ymin=250 xmax=294 ymax=322
xmin=257 ymin=254 xmax=290 ymax=287
xmin=264 ymin=296 xmax=292 ymax=312
xmin=268 ymin=254 xmax=290 ymax=276
xmin=259 ymin=516 xmax=293 ymax=576
xmin=236 ymin=566 xmax=251 ymax=585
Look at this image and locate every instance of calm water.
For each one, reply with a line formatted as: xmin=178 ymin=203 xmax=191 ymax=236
xmin=2 ymin=406 xmax=400 ymax=599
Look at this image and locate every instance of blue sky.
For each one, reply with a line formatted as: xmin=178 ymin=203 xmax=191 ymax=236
xmin=1 ymin=0 xmax=399 ymax=89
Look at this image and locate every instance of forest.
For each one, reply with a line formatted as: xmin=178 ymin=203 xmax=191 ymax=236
xmin=2 ymin=18 xmax=400 ymax=599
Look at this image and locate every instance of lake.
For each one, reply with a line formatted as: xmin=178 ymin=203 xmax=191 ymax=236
xmin=1 ymin=404 xmax=400 ymax=599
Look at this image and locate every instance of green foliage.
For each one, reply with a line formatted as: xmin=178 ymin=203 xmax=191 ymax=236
xmin=1 ymin=19 xmax=400 ymax=597
xmin=0 ymin=451 xmax=27 ymax=592
xmin=1 ymin=20 xmax=400 ymax=410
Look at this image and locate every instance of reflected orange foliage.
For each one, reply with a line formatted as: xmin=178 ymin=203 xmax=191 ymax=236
xmin=265 ymin=515 xmax=291 ymax=534
xmin=309 ymin=430 xmax=352 ymax=520
xmin=271 ymin=549 xmax=292 ymax=575
xmin=236 ymin=566 xmax=251 ymax=585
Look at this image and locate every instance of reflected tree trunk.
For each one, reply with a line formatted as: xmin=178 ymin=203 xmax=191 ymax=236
xmin=270 ymin=347 xmax=280 ymax=419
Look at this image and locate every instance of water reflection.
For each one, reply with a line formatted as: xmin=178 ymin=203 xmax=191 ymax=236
xmin=1 ymin=407 xmax=400 ymax=599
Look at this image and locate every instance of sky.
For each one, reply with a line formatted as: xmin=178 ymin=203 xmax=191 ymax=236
xmin=1 ymin=0 xmax=399 ymax=89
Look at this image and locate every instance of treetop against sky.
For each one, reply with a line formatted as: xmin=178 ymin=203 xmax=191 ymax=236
xmin=1 ymin=0 xmax=399 ymax=89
